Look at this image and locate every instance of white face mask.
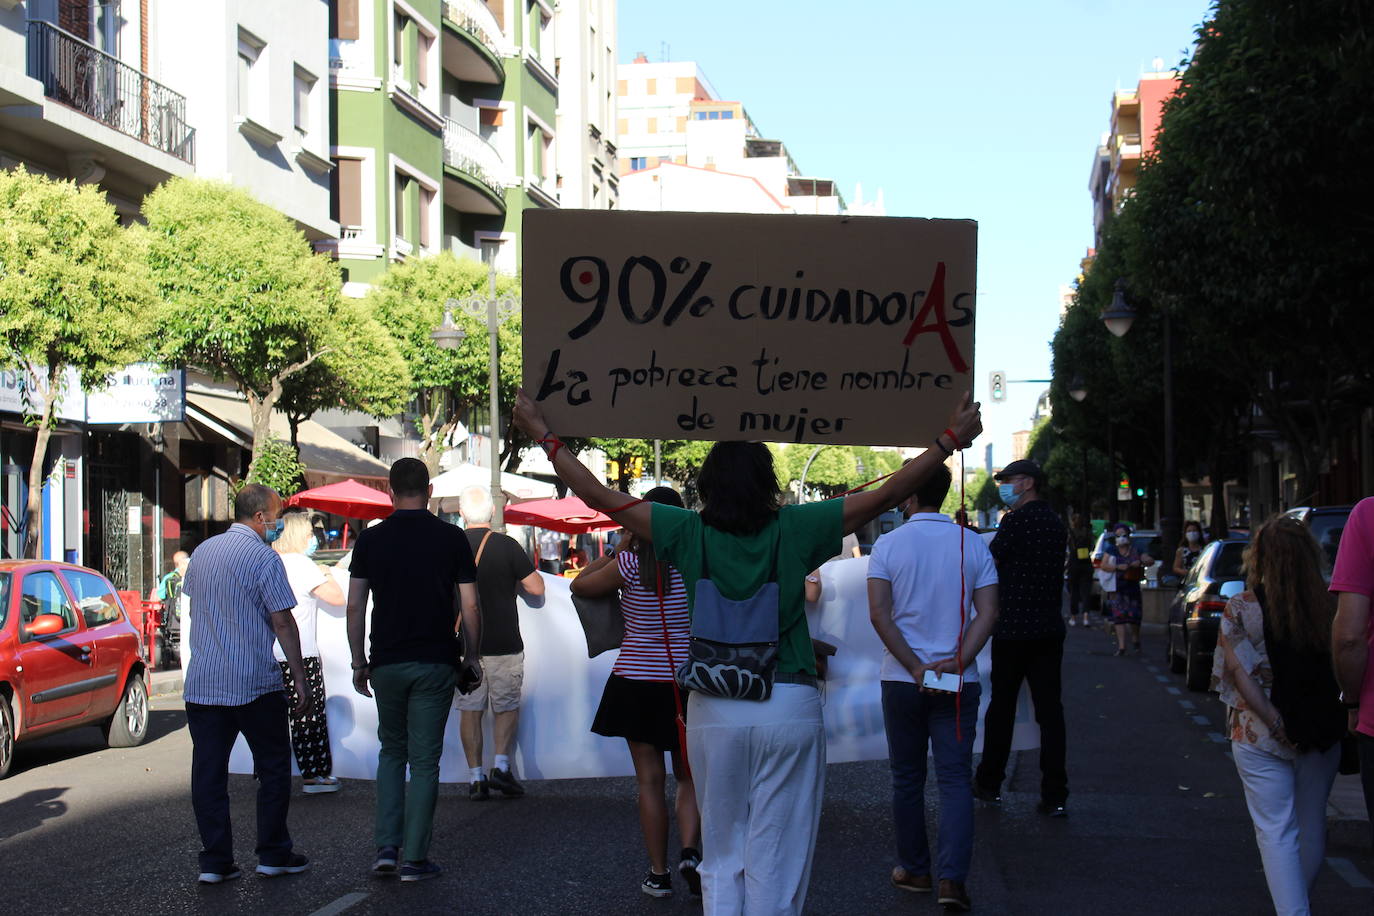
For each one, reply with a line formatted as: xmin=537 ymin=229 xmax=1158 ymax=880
xmin=1185 ymin=530 xmax=1200 ymax=543
xmin=1115 ymin=536 xmax=1131 ymax=548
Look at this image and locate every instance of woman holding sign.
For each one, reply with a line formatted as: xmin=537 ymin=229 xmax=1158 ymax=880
xmin=513 ymin=388 xmax=982 ymax=916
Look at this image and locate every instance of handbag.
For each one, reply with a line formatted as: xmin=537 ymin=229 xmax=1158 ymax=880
xmin=675 ymin=523 xmax=781 ymax=702
xmin=455 ymin=531 xmax=493 ymax=695
xmin=573 ymin=591 xmax=624 ymax=657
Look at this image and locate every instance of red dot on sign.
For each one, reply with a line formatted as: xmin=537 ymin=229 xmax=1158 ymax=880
xmin=578 ymin=271 xmax=593 ymax=284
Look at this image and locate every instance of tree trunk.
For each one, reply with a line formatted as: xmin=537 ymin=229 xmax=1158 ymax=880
xmin=245 ymin=391 xmax=273 ymax=482
xmin=22 ymin=395 xmax=57 ymax=559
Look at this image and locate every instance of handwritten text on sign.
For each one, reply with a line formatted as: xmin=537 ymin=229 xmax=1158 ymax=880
xmin=522 ymin=210 xmax=976 ymax=446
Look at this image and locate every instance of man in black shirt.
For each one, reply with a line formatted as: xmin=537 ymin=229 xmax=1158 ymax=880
xmin=974 ymin=460 xmax=1071 ymax=816
xmin=347 ymin=459 xmax=481 ymax=882
xmin=455 ymin=486 xmax=545 ymax=799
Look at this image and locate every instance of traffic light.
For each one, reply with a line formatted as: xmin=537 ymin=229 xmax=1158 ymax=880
xmin=631 ymin=456 xmax=645 ymax=478
xmin=1118 ymin=475 xmax=1130 ymax=490
xmin=1135 ymin=487 xmax=1146 ymax=497
xmin=989 ymin=371 xmax=1006 ymax=402
xmin=607 ymin=460 xmax=620 ymax=482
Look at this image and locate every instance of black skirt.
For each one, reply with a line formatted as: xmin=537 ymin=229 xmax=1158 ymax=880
xmin=591 ymin=673 xmax=686 ymax=752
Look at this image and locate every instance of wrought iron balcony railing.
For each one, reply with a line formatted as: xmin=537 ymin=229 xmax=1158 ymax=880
xmin=27 ymin=20 xmax=195 ymax=164
xmin=443 ymin=119 xmax=506 ymax=201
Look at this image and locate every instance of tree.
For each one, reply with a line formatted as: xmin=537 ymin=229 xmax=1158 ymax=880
xmin=277 ymin=294 xmax=412 ymax=447
xmin=243 ymin=437 xmax=307 ymax=497
xmin=145 ymin=178 xmax=372 ymax=480
xmin=0 ymin=167 xmax=158 ymax=557
xmin=366 ymin=252 xmax=520 ymax=473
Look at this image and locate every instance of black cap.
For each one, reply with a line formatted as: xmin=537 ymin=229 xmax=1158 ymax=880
xmin=993 ymin=459 xmax=1045 ymax=487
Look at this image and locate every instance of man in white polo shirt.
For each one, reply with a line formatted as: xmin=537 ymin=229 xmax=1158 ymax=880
xmin=867 ymin=464 xmax=999 ymax=913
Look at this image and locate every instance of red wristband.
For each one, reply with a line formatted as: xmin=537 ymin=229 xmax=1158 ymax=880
xmin=537 ymin=432 xmax=564 ymax=462
xmin=942 ymin=428 xmax=962 ymax=450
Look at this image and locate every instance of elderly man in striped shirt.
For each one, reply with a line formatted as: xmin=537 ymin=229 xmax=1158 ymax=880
xmin=183 ymin=483 xmax=311 ymax=885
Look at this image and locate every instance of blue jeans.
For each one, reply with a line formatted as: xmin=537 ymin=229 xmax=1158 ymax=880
xmin=881 ymin=680 xmax=981 ymax=883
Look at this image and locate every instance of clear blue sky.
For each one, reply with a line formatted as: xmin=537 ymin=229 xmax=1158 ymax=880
xmin=617 ymin=0 xmax=1213 ymax=468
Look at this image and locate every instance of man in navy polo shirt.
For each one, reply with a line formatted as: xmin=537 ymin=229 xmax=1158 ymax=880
xmin=183 ymin=483 xmax=311 ymax=885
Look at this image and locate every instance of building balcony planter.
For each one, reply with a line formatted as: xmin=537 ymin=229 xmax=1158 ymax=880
xmin=26 ymin=19 xmax=195 ymax=163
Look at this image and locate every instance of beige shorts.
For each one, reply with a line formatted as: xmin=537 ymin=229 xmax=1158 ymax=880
xmin=455 ymin=651 xmax=524 ymax=712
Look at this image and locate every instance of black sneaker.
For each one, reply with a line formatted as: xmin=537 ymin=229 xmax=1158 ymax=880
xmin=1037 ymin=801 xmax=1068 ymax=818
xmin=469 ymin=778 xmax=490 ymax=801
xmin=489 ymin=767 xmax=525 ymax=798
xmin=642 ymin=869 xmax=673 ymax=898
xmin=373 ymin=845 xmax=399 ymax=875
xmin=256 ymin=853 xmax=310 ymax=877
xmin=679 ymin=848 xmax=702 ymax=897
xmin=197 ymin=864 xmax=242 ymax=885
xmin=972 ymin=782 xmax=1002 ymax=806
xmin=399 ymin=860 xmax=442 ymax=882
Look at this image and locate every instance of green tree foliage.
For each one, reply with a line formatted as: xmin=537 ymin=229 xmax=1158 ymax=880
xmin=0 ymin=167 xmax=158 ymax=556
xmin=365 ymin=252 xmax=520 ymax=473
xmin=244 ymin=437 xmax=307 ymax=497
xmin=145 ymin=178 xmax=392 ymax=480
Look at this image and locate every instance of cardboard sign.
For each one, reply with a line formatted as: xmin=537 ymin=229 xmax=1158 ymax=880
xmin=522 ymin=210 xmax=976 ymax=446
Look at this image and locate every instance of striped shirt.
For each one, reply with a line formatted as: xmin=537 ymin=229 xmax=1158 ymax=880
xmin=183 ymin=523 xmax=297 ymax=706
xmin=613 ymin=550 xmax=690 ymax=681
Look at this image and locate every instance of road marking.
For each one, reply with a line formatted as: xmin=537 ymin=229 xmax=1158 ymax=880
xmin=1327 ymin=858 xmax=1373 ymax=889
xmin=1165 ymin=687 xmax=1181 ymax=695
xmin=1178 ymin=699 xmax=1196 ymax=710
xmin=1155 ymin=675 xmax=1171 ymax=683
xmin=1191 ymin=715 xmax=1211 ymax=726
xmin=1146 ymin=665 xmax=1160 ymax=674
xmin=308 ymin=893 xmax=368 ymax=916
xmin=1207 ymin=732 xmax=1227 ymax=743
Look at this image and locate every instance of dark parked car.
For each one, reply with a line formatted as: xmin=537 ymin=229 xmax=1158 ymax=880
xmin=1166 ymin=537 xmax=1249 ymax=692
xmin=0 ymin=560 xmax=150 ymax=778
xmin=1282 ymin=505 xmax=1352 ymax=583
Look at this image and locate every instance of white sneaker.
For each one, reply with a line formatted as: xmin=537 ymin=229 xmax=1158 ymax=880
xmin=302 ymin=776 xmax=340 ymax=794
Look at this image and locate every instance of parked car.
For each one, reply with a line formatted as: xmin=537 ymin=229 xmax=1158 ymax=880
xmin=0 ymin=560 xmax=150 ymax=778
xmin=1166 ymin=537 xmax=1249 ymax=691
xmin=1282 ymin=505 xmax=1352 ymax=583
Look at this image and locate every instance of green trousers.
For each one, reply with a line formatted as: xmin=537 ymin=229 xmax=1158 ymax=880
xmin=370 ymin=661 xmax=456 ymax=860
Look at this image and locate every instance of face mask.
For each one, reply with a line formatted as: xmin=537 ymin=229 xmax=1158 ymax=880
xmin=1185 ymin=530 xmax=1200 ymax=543
xmin=997 ymin=483 xmax=1019 ymax=506
xmin=304 ymin=535 xmax=319 ymax=558
xmin=264 ymin=518 xmax=284 ymax=543
xmin=1116 ymin=535 xmax=1131 ymax=548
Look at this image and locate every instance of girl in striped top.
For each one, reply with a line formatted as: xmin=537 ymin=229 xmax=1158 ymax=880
xmin=573 ymin=486 xmax=701 ymax=899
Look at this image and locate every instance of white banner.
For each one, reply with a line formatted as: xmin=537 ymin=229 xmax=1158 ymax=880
xmin=230 ymin=557 xmax=1041 ymax=780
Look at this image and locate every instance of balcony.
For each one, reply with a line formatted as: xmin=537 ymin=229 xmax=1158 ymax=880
xmin=442 ymin=0 xmax=505 ymax=85
xmin=442 ymin=119 xmax=507 ymax=214
xmin=27 ymin=20 xmax=194 ymax=164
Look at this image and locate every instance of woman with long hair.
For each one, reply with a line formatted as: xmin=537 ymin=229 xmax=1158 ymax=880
xmin=272 ymin=511 xmax=347 ymax=793
xmin=1212 ymin=516 xmax=1346 ymax=916
xmin=572 ymin=487 xmax=700 ymax=898
xmin=513 ymin=389 xmax=982 ymax=915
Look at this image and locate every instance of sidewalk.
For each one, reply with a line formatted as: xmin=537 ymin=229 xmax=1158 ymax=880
xmin=1330 ymin=771 xmax=1370 ymax=849
xmin=149 ymin=667 xmax=183 ymax=698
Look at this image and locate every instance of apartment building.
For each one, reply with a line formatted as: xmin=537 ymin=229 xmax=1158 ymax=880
xmin=1088 ymin=65 xmax=1180 ymax=249
xmin=616 ymin=54 xmax=869 ymax=216
xmin=554 ymin=0 xmax=617 ymax=209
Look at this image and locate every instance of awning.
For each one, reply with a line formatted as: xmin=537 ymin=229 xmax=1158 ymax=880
xmin=185 ymin=391 xmax=390 ymax=485
xmin=431 ymin=463 xmax=556 ymax=513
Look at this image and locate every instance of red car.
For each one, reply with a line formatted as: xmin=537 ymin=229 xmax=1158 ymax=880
xmin=0 ymin=560 xmax=150 ymax=778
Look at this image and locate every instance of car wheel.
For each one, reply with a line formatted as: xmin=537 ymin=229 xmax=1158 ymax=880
xmin=1169 ymin=628 xmax=1186 ymax=673
xmin=0 ymin=693 xmax=14 ymax=779
xmin=105 ymin=674 xmax=149 ymax=748
xmin=1185 ymin=635 xmax=1210 ymax=692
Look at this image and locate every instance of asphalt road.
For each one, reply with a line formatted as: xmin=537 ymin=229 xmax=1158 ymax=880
xmin=2 ymin=623 xmax=1371 ymax=915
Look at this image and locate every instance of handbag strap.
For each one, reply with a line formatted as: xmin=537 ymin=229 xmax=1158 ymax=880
xmin=474 ymin=530 xmax=494 ymax=567
xmin=655 ymin=561 xmax=692 ymax=780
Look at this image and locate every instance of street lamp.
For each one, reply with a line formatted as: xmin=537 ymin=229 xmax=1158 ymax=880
xmin=437 ymin=240 xmax=520 ymax=531
xmin=1069 ymin=374 xmax=1087 ymax=403
xmin=1100 ymin=278 xmax=1181 ymax=571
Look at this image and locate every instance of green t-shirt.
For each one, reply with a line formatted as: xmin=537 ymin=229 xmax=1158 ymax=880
xmin=651 ymin=499 xmax=844 ymax=675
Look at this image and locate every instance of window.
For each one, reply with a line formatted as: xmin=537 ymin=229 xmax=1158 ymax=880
xmin=331 ymin=0 xmax=360 ymax=40
xmin=332 ymin=157 xmax=363 ymax=227
xmin=695 ymin=112 xmax=708 ymax=121
xmin=630 ymin=157 xmax=646 ymax=170
xmin=0 ymin=572 xmax=10 ymax=629
xmin=395 ymin=172 xmax=412 ymax=241
xmin=19 ymin=571 xmax=78 ymax=639
xmin=293 ymin=66 xmax=316 ymax=134
xmin=418 ymin=186 xmax=433 ymax=249
xmin=394 ymin=11 xmax=408 ymax=73
xmin=722 ymin=111 xmax=734 ymax=120
xmin=708 ymin=110 xmax=720 ymax=120
xmin=237 ymin=28 xmax=265 ymax=118
xmin=62 ymin=570 xmax=123 ymax=628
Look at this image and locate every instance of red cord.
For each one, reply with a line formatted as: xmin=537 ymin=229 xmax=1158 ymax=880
xmin=536 ymin=433 xmax=564 ymax=462
xmin=956 ymin=448 xmax=967 ymax=742
xmin=655 ymin=562 xmax=691 ymax=780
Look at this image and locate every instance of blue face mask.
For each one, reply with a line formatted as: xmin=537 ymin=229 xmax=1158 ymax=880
xmin=997 ymin=483 xmax=1019 ymax=507
xmin=264 ymin=518 xmax=284 ymax=543
xmin=304 ymin=535 xmax=319 ymax=558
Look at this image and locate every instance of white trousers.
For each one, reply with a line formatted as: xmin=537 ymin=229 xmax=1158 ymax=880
xmin=686 ymin=683 xmax=825 ymax=916
xmin=1232 ymin=740 xmax=1340 ymax=916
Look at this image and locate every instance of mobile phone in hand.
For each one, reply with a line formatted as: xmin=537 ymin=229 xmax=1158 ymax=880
xmin=922 ymin=668 xmax=963 ymax=693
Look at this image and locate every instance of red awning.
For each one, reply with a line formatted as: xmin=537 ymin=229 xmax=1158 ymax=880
xmin=286 ymin=478 xmax=393 ymax=520
xmin=502 ymin=496 xmax=620 ymax=534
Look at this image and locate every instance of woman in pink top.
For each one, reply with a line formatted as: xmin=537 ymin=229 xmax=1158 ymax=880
xmin=1331 ymin=496 xmax=1374 ymax=848
xmin=572 ymin=487 xmax=700 ymax=899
